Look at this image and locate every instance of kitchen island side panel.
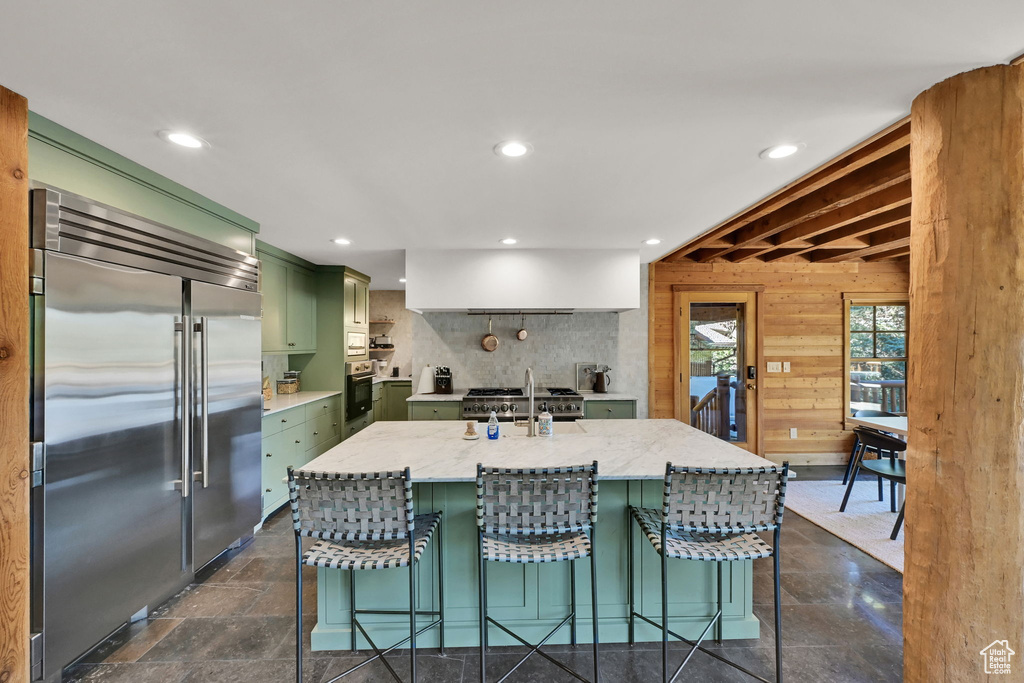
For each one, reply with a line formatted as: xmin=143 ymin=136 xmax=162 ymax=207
xmin=310 ymin=480 xmax=758 ymax=650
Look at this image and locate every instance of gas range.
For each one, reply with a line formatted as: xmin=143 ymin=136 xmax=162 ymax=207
xmin=462 ymin=387 xmax=584 ymax=421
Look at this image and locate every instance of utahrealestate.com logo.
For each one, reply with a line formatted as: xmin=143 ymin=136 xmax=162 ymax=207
xmin=980 ymin=640 xmax=1015 ymax=675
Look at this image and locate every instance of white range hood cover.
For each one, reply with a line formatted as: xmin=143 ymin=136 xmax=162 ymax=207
xmin=405 ymin=249 xmax=640 ymax=312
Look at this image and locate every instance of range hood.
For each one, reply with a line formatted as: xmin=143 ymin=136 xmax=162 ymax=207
xmin=405 ymin=249 xmax=640 ymax=312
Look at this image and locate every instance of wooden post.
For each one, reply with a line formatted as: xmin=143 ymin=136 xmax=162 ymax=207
xmin=907 ymin=63 xmax=1024 ymax=680
xmin=0 ymin=84 xmax=30 ymax=683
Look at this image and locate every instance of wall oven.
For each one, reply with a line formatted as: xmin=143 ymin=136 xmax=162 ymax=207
xmin=346 ymin=361 xmax=374 ymax=418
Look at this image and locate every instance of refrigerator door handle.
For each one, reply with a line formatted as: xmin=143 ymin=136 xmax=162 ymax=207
xmin=198 ymin=316 xmax=210 ymax=489
xmin=175 ymin=315 xmax=191 ymax=498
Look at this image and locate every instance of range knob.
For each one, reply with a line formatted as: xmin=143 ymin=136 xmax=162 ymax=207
xmin=558 ymin=404 xmax=566 ymax=412
xmin=509 ymin=403 xmax=518 ymax=412
xmin=539 ymin=402 xmax=548 ymax=412
xmin=567 ymin=403 xmax=578 ymax=411
xmin=501 ymin=403 xmax=509 ymax=412
xmin=472 ymin=403 xmax=480 ymax=412
xmin=481 ymin=404 xmax=489 ymax=412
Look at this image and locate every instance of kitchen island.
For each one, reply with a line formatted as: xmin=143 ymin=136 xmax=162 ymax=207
xmin=303 ymin=419 xmax=779 ymax=651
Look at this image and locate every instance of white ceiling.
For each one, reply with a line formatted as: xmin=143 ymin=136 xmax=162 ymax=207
xmin=2 ymin=2 xmax=1022 ymax=289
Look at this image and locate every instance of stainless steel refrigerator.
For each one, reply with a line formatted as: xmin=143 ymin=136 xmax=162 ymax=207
xmin=29 ymin=186 xmax=263 ymax=681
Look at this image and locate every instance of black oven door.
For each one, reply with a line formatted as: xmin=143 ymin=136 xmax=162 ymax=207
xmin=347 ymin=374 xmax=373 ymax=417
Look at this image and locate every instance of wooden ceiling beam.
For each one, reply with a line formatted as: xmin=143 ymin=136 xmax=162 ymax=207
xmin=695 ymin=149 xmax=910 ymax=262
xmin=760 ymin=202 xmax=911 ymax=262
xmin=810 ymin=222 xmax=911 ymax=262
xmin=864 ymin=246 xmax=911 ymax=261
xmin=660 ymin=119 xmax=910 ymax=262
xmin=771 ymin=180 xmax=911 ymax=245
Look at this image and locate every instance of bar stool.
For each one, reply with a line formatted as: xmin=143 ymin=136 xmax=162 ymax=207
xmin=287 ymin=467 xmax=444 ymax=683
xmin=628 ymin=462 xmax=790 ymax=683
xmin=840 ymin=428 xmax=906 ymax=539
xmin=476 ymin=462 xmax=600 ymax=683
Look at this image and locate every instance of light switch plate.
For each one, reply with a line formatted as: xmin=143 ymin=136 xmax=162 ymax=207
xmin=790 ymin=428 xmax=798 ymax=439
xmin=783 ymin=362 xmax=791 ymax=373
xmin=766 ymin=362 xmax=782 ymax=373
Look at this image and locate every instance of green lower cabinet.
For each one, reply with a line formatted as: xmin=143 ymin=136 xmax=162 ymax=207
xmin=384 ymin=381 xmax=412 ymax=421
xmin=584 ymin=400 xmax=637 ymax=419
xmin=372 ymin=383 xmax=384 ymax=423
xmin=408 ymin=401 xmax=462 ymax=421
xmin=261 ymin=424 xmax=305 ymax=517
xmin=345 ymin=413 xmax=373 ymax=439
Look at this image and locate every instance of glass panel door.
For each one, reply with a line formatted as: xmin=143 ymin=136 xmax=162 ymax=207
xmin=677 ymin=291 xmax=759 ymax=453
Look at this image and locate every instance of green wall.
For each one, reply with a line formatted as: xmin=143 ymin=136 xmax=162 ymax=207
xmin=28 ymin=112 xmax=258 ymax=253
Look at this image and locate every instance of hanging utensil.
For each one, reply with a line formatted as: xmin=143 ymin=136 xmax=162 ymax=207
xmin=516 ymin=313 xmax=528 ymax=341
xmin=481 ymin=316 xmax=499 ymax=352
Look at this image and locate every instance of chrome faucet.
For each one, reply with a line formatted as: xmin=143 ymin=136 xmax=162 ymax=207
xmin=525 ymin=368 xmax=535 ymax=437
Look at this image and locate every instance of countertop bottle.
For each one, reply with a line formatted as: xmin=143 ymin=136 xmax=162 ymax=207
xmin=487 ymin=411 xmax=500 ymax=440
xmin=538 ymin=409 xmax=553 ymax=437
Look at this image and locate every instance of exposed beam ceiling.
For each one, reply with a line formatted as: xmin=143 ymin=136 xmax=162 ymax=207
xmin=660 ymin=119 xmax=912 ymax=264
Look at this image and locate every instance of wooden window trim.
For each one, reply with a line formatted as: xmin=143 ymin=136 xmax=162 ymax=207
xmin=842 ymin=293 xmax=909 ymax=428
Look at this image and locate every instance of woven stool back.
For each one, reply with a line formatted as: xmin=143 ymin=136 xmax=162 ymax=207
xmin=476 ymin=462 xmax=598 ymax=535
xmin=661 ymin=464 xmax=789 ymax=534
xmin=287 ymin=467 xmax=414 ymax=541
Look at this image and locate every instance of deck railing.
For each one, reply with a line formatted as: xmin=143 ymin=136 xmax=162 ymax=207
xmin=689 ymin=375 xmax=731 ymax=439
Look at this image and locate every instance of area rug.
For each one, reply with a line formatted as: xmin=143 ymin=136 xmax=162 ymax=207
xmin=784 ymin=479 xmax=904 ymax=573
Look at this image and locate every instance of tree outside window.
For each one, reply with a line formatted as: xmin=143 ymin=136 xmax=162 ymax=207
xmin=846 ymin=300 xmax=908 ymax=416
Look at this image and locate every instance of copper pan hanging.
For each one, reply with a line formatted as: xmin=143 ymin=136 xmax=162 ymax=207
xmin=481 ymin=316 xmax=499 ymax=352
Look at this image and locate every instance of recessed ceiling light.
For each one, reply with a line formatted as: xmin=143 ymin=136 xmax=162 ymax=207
xmin=495 ymin=141 xmax=533 ymax=158
xmin=644 ymin=238 xmax=662 ymax=246
xmin=500 ymin=238 xmax=518 ymax=245
xmin=158 ymin=130 xmax=208 ymax=149
xmin=332 ymin=238 xmax=351 ymax=246
xmin=760 ymin=144 xmax=802 ymax=160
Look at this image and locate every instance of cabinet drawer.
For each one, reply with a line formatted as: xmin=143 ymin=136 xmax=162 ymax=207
xmin=262 ymin=406 xmax=306 ymax=436
xmin=584 ymin=400 xmax=636 ymax=420
xmin=306 ymin=434 xmax=342 ymax=463
xmin=409 ymin=401 xmax=461 ymax=421
xmin=306 ymin=410 xmax=342 ymax=447
xmin=304 ymin=394 xmax=343 ymax=422
xmin=345 ymin=414 xmax=372 ymax=438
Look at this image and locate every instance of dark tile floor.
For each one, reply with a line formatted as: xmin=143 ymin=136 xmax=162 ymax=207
xmin=65 ymin=466 xmax=902 ymax=682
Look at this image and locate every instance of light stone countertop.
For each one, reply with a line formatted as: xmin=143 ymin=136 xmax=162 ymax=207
xmin=581 ymin=393 xmax=638 ymax=401
xmin=373 ymin=377 xmax=413 ymax=384
xmin=407 ymin=391 xmax=467 ymax=402
xmin=263 ymin=390 xmax=342 ymax=416
xmin=304 ymin=419 xmax=776 ymax=481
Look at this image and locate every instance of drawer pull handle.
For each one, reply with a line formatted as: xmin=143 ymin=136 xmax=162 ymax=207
xmin=266 ymin=453 xmax=272 ymax=458
xmin=313 ymin=431 xmax=319 ymax=436
xmin=281 ymin=419 xmax=287 ymax=423
xmin=266 ymin=488 xmax=272 ymax=493
xmin=332 ymin=422 xmax=338 ymax=427
xmin=288 ymin=342 xmax=296 ymax=347
xmin=295 ymin=439 xmax=301 ymax=444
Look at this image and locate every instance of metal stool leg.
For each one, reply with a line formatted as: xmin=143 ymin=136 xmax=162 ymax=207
xmin=409 ymin=535 xmax=417 ymax=683
xmin=570 ymin=561 xmax=577 ymax=646
xmin=437 ymin=520 xmax=445 ymax=656
xmin=591 ymin=531 xmax=600 ymax=683
xmin=296 ymin=534 xmax=303 ymax=683
xmin=479 ymin=533 xmax=487 ymax=682
xmin=350 ymin=570 xmax=357 ymax=651
xmin=773 ymin=528 xmax=783 ymax=683
xmin=716 ymin=562 xmax=724 ymax=645
xmin=627 ymin=511 xmax=635 ymax=645
xmin=661 ymin=525 xmax=669 ymax=683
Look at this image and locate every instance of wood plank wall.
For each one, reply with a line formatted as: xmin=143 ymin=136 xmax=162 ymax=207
xmin=649 ymin=260 xmax=909 ymax=464
xmin=0 ymin=84 xmax=30 ymax=683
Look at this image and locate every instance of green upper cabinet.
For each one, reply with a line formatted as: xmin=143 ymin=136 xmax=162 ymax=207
xmin=286 ymin=266 xmax=316 ymax=352
xmin=259 ymin=249 xmax=317 ymax=354
xmin=344 ymin=276 xmax=369 ymax=328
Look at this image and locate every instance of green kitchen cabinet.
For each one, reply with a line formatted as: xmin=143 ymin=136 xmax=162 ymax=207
xmin=372 ymin=383 xmax=384 ymax=423
xmin=584 ymin=400 xmax=637 ymax=420
xmin=259 ymin=250 xmax=317 ymax=354
xmin=344 ymin=275 xmax=370 ymax=328
xmin=384 ymin=381 xmax=412 ymax=421
xmin=408 ymin=401 xmax=462 ymax=421
xmin=345 ymin=413 xmax=373 ymax=439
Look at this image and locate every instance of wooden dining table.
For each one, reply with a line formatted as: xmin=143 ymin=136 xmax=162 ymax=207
xmin=847 ymin=415 xmax=908 ymax=437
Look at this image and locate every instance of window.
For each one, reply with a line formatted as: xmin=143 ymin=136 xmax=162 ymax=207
xmin=843 ymin=295 xmax=908 ymax=418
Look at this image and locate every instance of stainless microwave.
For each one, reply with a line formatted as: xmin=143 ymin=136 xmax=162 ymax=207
xmin=346 ymin=331 xmax=366 ymax=357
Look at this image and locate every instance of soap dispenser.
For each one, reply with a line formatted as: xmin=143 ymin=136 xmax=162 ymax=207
xmin=538 ymin=408 xmax=553 ymax=437
xmin=487 ymin=411 xmax=500 ymax=440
